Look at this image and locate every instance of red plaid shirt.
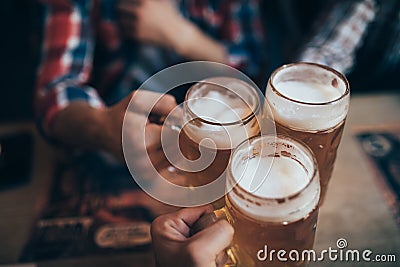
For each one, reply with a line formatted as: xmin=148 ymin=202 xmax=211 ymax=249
xmin=35 ymin=0 xmax=265 ymax=133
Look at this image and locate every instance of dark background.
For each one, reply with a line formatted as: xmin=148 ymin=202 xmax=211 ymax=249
xmin=0 ymin=0 xmax=42 ymax=122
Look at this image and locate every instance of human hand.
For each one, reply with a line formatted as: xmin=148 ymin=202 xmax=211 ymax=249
xmin=151 ymin=205 xmax=234 ymax=267
xmin=117 ymin=0 xmax=189 ymax=49
xmin=117 ymin=0 xmax=181 ymax=44
xmin=101 ymin=90 xmax=177 ymax=174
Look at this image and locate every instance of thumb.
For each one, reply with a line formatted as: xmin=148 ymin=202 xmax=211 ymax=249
xmin=188 ymin=220 xmax=234 ymax=263
xmin=131 ymin=90 xmax=177 ymax=115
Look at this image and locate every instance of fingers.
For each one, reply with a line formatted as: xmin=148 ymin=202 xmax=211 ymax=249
xmin=109 ymin=92 xmax=172 ymax=121
xmin=152 ymin=206 xmax=215 ymax=242
xmin=123 ymin=110 xmax=147 ymax=139
xmin=215 ymin=250 xmax=229 ymax=267
xmin=116 ymin=0 xmax=138 ymax=28
xmin=151 ymin=93 xmax=177 ymax=116
xmin=124 ymin=113 xmax=174 ymax=179
xmin=188 ymin=219 xmax=234 ymax=260
xmin=117 ymin=0 xmax=141 ymax=12
xmin=144 ymin=123 xmax=162 ymax=150
xmin=123 ymin=100 xmax=179 ymax=179
xmin=176 ymin=205 xmax=215 ymax=227
xmin=116 ymin=0 xmax=141 ymax=40
xmin=151 ymin=207 xmax=233 ymax=267
xmin=124 ymin=111 xmax=165 ymax=150
xmin=131 ymin=90 xmax=177 ymax=116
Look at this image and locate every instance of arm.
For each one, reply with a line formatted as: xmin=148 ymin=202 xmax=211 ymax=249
xmin=117 ymin=0 xmax=265 ymax=77
xmin=117 ymin=0 xmax=228 ymax=64
xmin=189 ymin=0 xmax=266 ymax=78
xmin=297 ymin=0 xmax=378 ymax=74
xmin=36 ymin=0 xmax=177 ymax=164
xmin=168 ymin=16 xmax=229 ymax=64
xmin=35 ymin=0 xmax=105 ymax=146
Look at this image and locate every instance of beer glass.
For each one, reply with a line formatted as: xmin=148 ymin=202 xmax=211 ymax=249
xmin=265 ymin=62 xmax=349 ymax=202
xmin=193 ymin=134 xmax=320 ymax=267
xmin=178 ymin=77 xmax=261 ymax=190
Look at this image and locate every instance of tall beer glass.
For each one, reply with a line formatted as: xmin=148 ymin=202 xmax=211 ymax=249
xmin=266 ymin=63 xmax=349 ymax=202
xmin=194 ymin=135 xmax=320 ymax=267
xmin=178 ymin=77 xmax=261 ymax=190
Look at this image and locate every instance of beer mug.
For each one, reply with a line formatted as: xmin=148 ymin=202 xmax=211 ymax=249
xmin=192 ymin=135 xmax=320 ymax=267
xmin=265 ymin=62 xmax=350 ymax=202
xmin=163 ymin=77 xmax=262 ymax=207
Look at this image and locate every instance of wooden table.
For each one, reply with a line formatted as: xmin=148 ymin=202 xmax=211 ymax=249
xmin=1 ymin=93 xmax=399 ymax=267
xmin=310 ymin=93 xmax=400 ymax=266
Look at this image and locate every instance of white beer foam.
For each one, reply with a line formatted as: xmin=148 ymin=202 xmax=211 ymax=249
xmin=188 ymin=90 xmax=250 ymax=123
xmin=185 ymin=90 xmax=258 ymax=149
xmin=236 ymin=156 xmax=309 ymax=198
xmin=267 ymin=79 xmax=348 ymax=131
xmin=278 ymin=81 xmax=341 ymax=103
xmin=229 ymin=153 xmax=319 ymax=222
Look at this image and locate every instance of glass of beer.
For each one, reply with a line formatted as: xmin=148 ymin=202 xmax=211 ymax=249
xmin=159 ymin=76 xmax=263 ymax=207
xmin=192 ymin=134 xmax=320 ymax=267
xmin=265 ymin=62 xmax=349 ymax=202
xmin=177 ymin=77 xmax=261 ymax=193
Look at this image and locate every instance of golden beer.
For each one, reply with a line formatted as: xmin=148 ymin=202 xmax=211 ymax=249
xmin=224 ymin=135 xmax=320 ymax=267
xmin=179 ymin=77 xmax=260 ymax=190
xmin=266 ymin=63 xmax=350 ymax=202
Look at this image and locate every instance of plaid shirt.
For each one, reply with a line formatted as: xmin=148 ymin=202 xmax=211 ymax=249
xmin=299 ymin=0 xmax=400 ymax=78
xmin=35 ymin=0 xmax=264 ymax=132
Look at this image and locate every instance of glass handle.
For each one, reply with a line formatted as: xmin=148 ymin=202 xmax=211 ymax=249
xmin=190 ymin=208 xmax=237 ymax=267
xmin=159 ymin=108 xmax=184 ymax=176
xmin=190 ymin=208 xmax=227 ymax=235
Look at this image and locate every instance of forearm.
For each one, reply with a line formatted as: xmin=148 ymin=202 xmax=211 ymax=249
xmin=298 ymin=0 xmax=378 ymax=74
xmin=172 ymin=0 xmax=265 ymax=78
xmin=36 ymin=0 xmax=106 ymax=149
xmin=171 ymin=20 xmax=229 ymax=64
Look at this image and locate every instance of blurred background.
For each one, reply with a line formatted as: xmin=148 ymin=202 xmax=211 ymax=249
xmin=0 ymin=0 xmax=399 ymax=266
xmin=1 ymin=0 xmax=398 ymax=123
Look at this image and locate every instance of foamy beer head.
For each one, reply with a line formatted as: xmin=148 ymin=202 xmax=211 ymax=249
xmin=266 ymin=62 xmax=350 ymax=131
xmin=183 ymin=77 xmax=260 ymax=149
xmin=227 ymin=135 xmax=320 ymax=223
